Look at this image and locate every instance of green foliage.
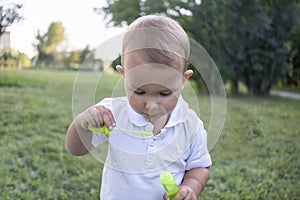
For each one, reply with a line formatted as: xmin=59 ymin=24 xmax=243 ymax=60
xmin=0 ymin=0 xmax=23 ymax=35
xmin=0 ymin=70 xmax=299 ymax=199
xmin=110 ymin=54 xmax=121 ymax=71
xmin=34 ymin=21 xmax=65 ymax=67
xmin=286 ymin=22 xmax=300 ymax=87
xmin=237 ymin=0 xmax=298 ymax=95
xmin=101 ymin=0 xmax=141 ymax=26
xmin=0 ymin=47 xmax=31 ymax=69
xmin=66 ymin=45 xmax=95 ymax=70
xmin=45 ymin=22 xmax=65 ymax=50
xmin=67 ymin=51 xmax=81 ymax=69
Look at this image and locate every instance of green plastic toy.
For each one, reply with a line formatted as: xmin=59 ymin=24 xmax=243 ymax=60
xmin=88 ymin=124 xmax=153 ymax=137
xmin=160 ymin=171 xmax=179 ymax=200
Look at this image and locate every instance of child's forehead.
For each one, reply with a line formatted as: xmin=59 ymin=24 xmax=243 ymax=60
xmin=123 ymin=50 xmax=185 ymax=71
xmin=124 ymin=63 xmax=183 ymax=89
xmin=129 ymin=82 xmax=171 ymax=91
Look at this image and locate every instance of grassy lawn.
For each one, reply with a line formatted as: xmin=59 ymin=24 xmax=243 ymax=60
xmin=0 ymin=69 xmax=299 ymax=199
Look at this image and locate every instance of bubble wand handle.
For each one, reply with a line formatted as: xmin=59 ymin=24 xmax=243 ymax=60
xmin=87 ymin=124 xmax=153 ymax=137
xmin=88 ymin=124 xmax=111 ymax=136
xmin=160 ymin=171 xmax=179 ymax=200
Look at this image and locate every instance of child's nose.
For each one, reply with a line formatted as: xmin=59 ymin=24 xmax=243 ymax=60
xmin=145 ymin=97 xmax=158 ymax=110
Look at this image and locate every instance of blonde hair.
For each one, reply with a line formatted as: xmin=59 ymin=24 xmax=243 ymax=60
xmin=122 ymin=15 xmax=190 ymax=70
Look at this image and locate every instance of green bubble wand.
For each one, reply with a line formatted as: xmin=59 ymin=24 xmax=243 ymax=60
xmin=160 ymin=171 xmax=179 ymax=200
xmin=88 ymin=124 xmax=153 ymax=137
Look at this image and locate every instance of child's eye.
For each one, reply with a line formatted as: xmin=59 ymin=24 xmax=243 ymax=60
xmin=134 ymin=90 xmax=145 ymax=95
xmin=160 ymin=91 xmax=172 ymax=96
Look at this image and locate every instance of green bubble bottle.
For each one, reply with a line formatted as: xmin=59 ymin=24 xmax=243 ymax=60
xmin=160 ymin=171 xmax=179 ymax=200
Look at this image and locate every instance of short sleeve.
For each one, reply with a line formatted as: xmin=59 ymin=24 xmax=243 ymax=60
xmin=185 ymin=122 xmax=212 ymax=170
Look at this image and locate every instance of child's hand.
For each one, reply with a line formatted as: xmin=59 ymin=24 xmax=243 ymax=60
xmin=163 ymin=186 xmax=197 ymax=200
xmin=75 ymin=105 xmax=116 ymax=132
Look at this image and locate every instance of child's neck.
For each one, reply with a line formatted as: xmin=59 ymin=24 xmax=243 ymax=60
xmin=151 ymin=114 xmax=170 ymax=135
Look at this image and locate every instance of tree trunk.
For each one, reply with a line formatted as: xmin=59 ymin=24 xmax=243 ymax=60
xmin=230 ymin=79 xmax=239 ymax=95
xmin=231 ymin=64 xmax=240 ymax=94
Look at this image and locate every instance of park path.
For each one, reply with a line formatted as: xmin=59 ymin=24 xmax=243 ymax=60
xmin=270 ymin=90 xmax=300 ymax=100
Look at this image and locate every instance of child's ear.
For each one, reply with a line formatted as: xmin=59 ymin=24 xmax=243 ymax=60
xmin=183 ymin=69 xmax=193 ymax=83
xmin=116 ymin=65 xmax=124 ymax=76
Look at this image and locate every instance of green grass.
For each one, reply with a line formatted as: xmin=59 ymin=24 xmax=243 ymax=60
xmin=0 ymin=69 xmax=299 ymax=199
xmin=203 ymin=96 xmax=300 ymax=199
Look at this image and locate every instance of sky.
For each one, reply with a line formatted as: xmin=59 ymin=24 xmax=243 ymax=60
xmin=8 ymin=0 xmax=126 ymax=58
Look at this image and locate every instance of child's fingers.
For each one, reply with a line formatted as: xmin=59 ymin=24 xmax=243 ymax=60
xmin=162 ymin=193 xmax=169 ymax=200
xmin=76 ymin=107 xmax=97 ymax=130
xmin=173 ymin=186 xmax=196 ymax=200
xmin=94 ymin=105 xmax=116 ymax=130
xmin=173 ymin=189 xmax=187 ymax=200
xmin=91 ymin=106 xmax=104 ymax=127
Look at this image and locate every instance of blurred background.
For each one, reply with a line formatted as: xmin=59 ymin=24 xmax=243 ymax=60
xmin=0 ymin=0 xmax=299 ymax=199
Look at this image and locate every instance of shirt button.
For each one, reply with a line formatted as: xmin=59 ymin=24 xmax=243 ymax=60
xmin=145 ymin=157 xmax=153 ymax=168
xmin=146 ymin=155 xmax=154 ymax=163
xmin=145 ymin=124 xmax=153 ymax=132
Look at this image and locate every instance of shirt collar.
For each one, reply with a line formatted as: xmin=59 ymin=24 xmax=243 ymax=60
xmin=165 ymin=95 xmax=188 ymax=127
xmin=127 ymin=101 xmax=150 ymax=126
xmin=126 ymin=95 xmax=189 ymax=127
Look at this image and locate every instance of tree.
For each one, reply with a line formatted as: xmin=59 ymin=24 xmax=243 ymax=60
xmin=99 ymin=0 xmax=300 ymax=95
xmin=65 ymin=45 xmax=97 ymax=70
xmin=80 ymin=45 xmax=92 ymax=64
xmin=284 ymin=26 xmax=300 ymax=87
xmin=97 ymin=0 xmax=140 ymax=27
xmin=0 ymin=47 xmax=31 ymax=68
xmin=34 ymin=21 xmax=65 ymax=67
xmin=0 ymin=0 xmax=23 ymax=36
xmin=68 ymin=50 xmax=81 ymax=69
xmin=286 ymin=2 xmax=300 ymax=88
xmin=224 ymin=0 xmax=299 ymax=95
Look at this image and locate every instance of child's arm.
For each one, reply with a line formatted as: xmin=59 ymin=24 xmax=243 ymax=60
xmin=65 ymin=105 xmax=115 ymax=156
xmin=164 ymin=167 xmax=210 ymax=200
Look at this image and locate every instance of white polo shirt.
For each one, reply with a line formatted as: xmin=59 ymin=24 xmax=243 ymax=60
xmin=91 ymin=96 xmax=211 ymax=200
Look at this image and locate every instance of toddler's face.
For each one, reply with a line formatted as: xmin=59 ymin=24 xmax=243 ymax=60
xmin=119 ymin=52 xmax=190 ymax=124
